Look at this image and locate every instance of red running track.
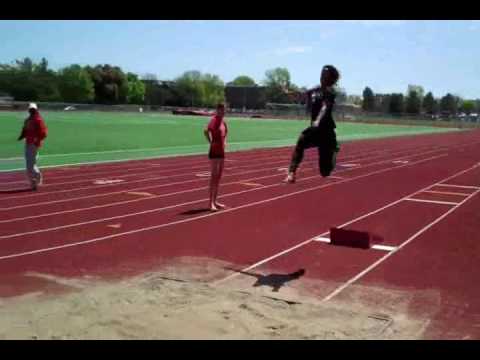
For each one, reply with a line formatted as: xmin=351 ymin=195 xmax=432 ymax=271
xmin=1 ymin=129 xmax=480 ymax=339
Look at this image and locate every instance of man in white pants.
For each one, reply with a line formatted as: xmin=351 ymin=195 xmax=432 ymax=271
xmin=17 ymin=103 xmax=48 ymax=190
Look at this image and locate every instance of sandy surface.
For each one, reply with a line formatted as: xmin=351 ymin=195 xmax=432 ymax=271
xmin=0 ymin=258 xmax=433 ymax=340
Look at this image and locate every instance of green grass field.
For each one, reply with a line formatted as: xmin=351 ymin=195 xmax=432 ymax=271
xmin=0 ymin=111 xmax=462 ymax=171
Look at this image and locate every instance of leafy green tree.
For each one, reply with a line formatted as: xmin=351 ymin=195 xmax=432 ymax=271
xmin=263 ymin=67 xmax=292 ymax=103
xmin=58 ymin=65 xmax=95 ymax=103
xmin=440 ymin=93 xmax=457 ymax=114
xmin=126 ymin=73 xmax=146 ymax=104
xmin=362 ymin=87 xmax=375 ymax=111
xmin=389 ymin=93 xmax=404 ymax=114
xmin=405 ymin=90 xmax=421 ymax=114
xmin=230 ymin=75 xmax=256 ymax=86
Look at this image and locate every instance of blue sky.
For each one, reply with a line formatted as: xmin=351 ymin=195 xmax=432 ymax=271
xmin=1 ymin=20 xmax=479 ymax=98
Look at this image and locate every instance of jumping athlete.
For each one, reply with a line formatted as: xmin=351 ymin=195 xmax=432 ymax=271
xmin=285 ymin=65 xmax=341 ymax=183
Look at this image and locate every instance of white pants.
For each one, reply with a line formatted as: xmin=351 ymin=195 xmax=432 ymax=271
xmin=25 ymin=144 xmax=42 ymax=186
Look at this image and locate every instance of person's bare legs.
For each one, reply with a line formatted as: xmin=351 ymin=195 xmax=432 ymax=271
xmin=209 ymin=159 xmax=223 ymax=211
xmin=214 ymin=158 xmax=226 ymax=209
xmin=209 ymin=159 xmax=219 ymax=211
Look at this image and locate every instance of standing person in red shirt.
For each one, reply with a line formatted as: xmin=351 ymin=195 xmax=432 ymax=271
xmin=204 ymin=103 xmax=228 ymax=212
xmin=17 ymin=103 xmax=48 ymax=190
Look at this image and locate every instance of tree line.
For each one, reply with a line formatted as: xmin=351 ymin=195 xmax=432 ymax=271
xmin=362 ymin=85 xmax=480 ymax=116
xmin=0 ymin=58 xmax=145 ymax=105
xmin=0 ymin=57 xmax=325 ymax=108
xmin=5 ymin=57 xmax=474 ymax=115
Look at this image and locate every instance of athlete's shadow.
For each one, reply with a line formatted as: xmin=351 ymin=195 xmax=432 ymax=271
xmin=0 ymin=188 xmax=32 ymax=194
xmin=226 ymin=268 xmax=306 ymax=292
xmin=180 ymin=208 xmax=211 ymax=215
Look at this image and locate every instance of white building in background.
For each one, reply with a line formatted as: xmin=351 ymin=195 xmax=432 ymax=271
xmin=0 ymin=94 xmax=14 ymax=110
xmin=0 ymin=95 xmax=13 ymax=104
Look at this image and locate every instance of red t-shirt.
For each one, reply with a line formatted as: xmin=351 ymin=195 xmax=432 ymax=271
xmin=207 ymin=115 xmax=228 ymax=156
xmin=21 ymin=113 xmax=48 ymax=148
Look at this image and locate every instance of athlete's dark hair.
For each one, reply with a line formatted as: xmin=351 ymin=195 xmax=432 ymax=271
xmin=323 ymin=65 xmax=340 ymax=85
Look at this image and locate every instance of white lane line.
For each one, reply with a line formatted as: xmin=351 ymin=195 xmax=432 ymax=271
xmin=0 ymin=151 xmax=212 ymax=173
xmin=0 ymin=139 xmax=297 ymax=161
xmin=0 ymin=149 xmax=446 ymax=231
xmin=0 ymin=138 xmax=445 ymax=163
xmin=2 ymin=153 xmax=290 ymax=188
xmin=321 ymin=188 xmax=480 ymax=302
xmin=0 ymin=154 xmax=447 ymax=257
xmin=126 ymin=192 xmax=154 ymax=197
xmin=0 ymin=172 xmax=288 ymax=224
xmin=339 ymin=163 xmax=360 ymax=168
xmin=0 ymin=137 xmax=365 ymax=174
xmin=93 ymin=179 xmax=125 ymax=185
xmin=313 ymin=237 xmax=331 ymax=243
xmin=0 ymin=143 xmax=453 ymax=210
xmin=0 ymin=154 xmax=444 ymax=239
xmin=405 ymin=198 xmax=459 ymax=206
xmin=0 ymin=159 xmax=301 ymax=209
xmin=423 ymin=190 xmax=471 ymax=196
xmin=313 ymin=237 xmax=397 ymax=252
xmin=0 ymin=140 xmax=452 ymax=194
xmin=371 ymin=244 xmax=398 ymax=252
xmin=238 ymin=182 xmax=264 ymax=187
xmin=214 ymin=161 xmax=480 ymax=285
xmin=0 ymin=139 xmax=473 ymax=175
xmin=1 ymin=146 xmax=299 ymax=185
xmin=0 ymin=150 xmax=333 ymax=201
xmin=436 ymin=184 xmax=480 ymax=190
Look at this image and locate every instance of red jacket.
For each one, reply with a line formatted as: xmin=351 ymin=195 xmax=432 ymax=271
xmin=19 ymin=112 xmax=48 ymax=148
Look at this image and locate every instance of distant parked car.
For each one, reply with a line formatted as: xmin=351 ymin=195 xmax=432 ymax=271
xmin=468 ymin=113 xmax=479 ymax=122
xmin=64 ymin=106 xmax=76 ymax=111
